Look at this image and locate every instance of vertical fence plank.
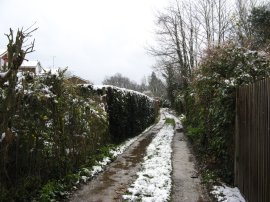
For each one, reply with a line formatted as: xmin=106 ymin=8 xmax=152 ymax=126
xmin=235 ymin=88 xmax=239 ymax=186
xmin=236 ymin=78 xmax=270 ymax=202
xmin=265 ymin=79 xmax=270 ymax=201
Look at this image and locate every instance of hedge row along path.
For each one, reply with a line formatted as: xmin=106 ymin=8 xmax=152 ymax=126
xmin=69 ymin=109 xmax=208 ymax=202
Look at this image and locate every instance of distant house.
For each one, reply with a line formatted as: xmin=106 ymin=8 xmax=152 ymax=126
xmin=0 ymin=48 xmax=42 ymax=74
xmin=67 ymin=75 xmax=90 ymax=85
xmin=0 ymin=49 xmax=7 ymax=69
xmin=19 ymin=60 xmax=42 ymax=74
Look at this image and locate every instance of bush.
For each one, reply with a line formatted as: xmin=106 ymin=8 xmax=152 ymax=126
xmin=0 ymin=69 xmax=159 ymax=200
xmin=93 ymin=85 xmax=158 ymax=143
xmin=0 ymin=70 xmax=109 ymax=200
xmin=0 ymin=73 xmax=158 ymax=200
xmin=184 ymin=43 xmax=270 ymax=184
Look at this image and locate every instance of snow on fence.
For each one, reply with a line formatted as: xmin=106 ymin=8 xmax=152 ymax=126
xmin=235 ymin=77 xmax=270 ymax=202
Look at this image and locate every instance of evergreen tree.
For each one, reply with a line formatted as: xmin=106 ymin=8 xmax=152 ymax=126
xmin=148 ymin=72 xmax=166 ymax=98
xmin=249 ymin=5 xmax=270 ymax=48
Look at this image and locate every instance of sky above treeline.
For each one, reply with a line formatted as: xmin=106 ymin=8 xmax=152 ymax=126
xmin=0 ymin=0 xmax=169 ymax=84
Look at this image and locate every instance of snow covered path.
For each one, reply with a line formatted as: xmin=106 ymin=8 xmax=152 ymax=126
xmin=122 ymin=123 xmax=174 ymax=201
xmin=69 ymin=109 xmax=209 ymax=202
xmin=69 ymin=110 xmax=167 ymax=202
xmin=122 ymin=111 xmax=209 ymax=202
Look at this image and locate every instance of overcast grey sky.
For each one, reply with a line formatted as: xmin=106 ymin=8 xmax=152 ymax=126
xmin=0 ymin=0 xmax=169 ymax=84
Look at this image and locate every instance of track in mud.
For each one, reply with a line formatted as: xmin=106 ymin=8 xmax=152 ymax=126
xmin=69 ymin=110 xmax=209 ymax=202
xmin=69 ymin=111 xmax=166 ymax=202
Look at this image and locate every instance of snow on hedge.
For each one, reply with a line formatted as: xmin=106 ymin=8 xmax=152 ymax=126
xmin=122 ymin=120 xmax=175 ymax=201
xmin=90 ymin=84 xmax=157 ymax=143
xmin=93 ymin=84 xmax=154 ymax=101
xmin=211 ymin=184 xmax=246 ymax=202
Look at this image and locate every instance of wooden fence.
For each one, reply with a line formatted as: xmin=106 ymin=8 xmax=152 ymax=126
xmin=235 ymin=78 xmax=270 ymax=202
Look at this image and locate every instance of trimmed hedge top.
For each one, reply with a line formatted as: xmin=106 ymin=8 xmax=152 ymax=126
xmin=89 ymin=85 xmax=157 ymax=143
xmin=93 ymin=85 xmax=154 ymax=100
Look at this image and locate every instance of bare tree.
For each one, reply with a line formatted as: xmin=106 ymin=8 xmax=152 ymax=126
xmin=149 ymin=0 xmax=236 ymax=80
xmin=148 ymin=1 xmax=199 ymax=89
xmin=102 ymin=73 xmax=145 ymax=92
xmin=193 ymin=0 xmax=231 ymax=48
xmin=230 ymin=0 xmax=259 ymax=46
xmin=0 ymin=27 xmax=36 ymax=180
xmin=148 ymin=0 xmax=240 ymax=112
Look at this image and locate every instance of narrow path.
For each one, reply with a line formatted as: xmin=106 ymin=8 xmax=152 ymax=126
xmin=69 ymin=111 xmax=166 ymax=202
xmin=69 ymin=109 xmax=209 ymax=202
xmin=171 ymin=120 xmax=210 ymax=202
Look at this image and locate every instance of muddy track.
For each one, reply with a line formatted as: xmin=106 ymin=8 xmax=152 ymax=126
xmin=69 ymin=111 xmax=166 ymax=202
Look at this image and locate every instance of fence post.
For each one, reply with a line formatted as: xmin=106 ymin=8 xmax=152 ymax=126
xmin=234 ymin=88 xmax=239 ymax=186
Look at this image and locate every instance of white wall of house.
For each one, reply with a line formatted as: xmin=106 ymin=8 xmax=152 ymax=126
xmin=0 ymin=49 xmax=7 ymax=70
xmin=20 ymin=61 xmax=42 ymax=74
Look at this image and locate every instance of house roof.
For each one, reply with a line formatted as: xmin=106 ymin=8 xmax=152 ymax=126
xmin=20 ymin=60 xmax=40 ymax=68
xmin=0 ymin=49 xmax=7 ymax=57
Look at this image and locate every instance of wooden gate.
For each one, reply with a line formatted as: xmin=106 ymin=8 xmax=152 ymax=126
xmin=235 ymin=78 xmax=270 ymax=202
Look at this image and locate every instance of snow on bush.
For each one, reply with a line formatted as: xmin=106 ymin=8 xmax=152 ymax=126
xmin=0 ymin=70 xmax=109 ymax=200
xmin=184 ymin=44 xmax=270 ymax=184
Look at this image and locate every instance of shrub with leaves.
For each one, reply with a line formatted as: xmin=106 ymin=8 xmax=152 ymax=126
xmin=93 ymin=85 xmax=157 ymax=143
xmin=0 ymin=70 xmax=109 ymax=201
xmin=184 ymin=43 xmax=270 ymax=183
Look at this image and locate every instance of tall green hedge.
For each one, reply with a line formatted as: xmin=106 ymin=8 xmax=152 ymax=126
xmin=0 ymin=73 xmax=158 ymax=201
xmin=92 ymin=85 xmax=157 ymax=143
xmin=0 ymin=71 xmax=109 ymax=200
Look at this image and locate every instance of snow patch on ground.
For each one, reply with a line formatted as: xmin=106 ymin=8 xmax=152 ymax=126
xmin=122 ymin=123 xmax=175 ymax=202
xmin=79 ymin=124 xmax=155 ymax=183
xmin=211 ymin=184 xmax=246 ymax=202
xmin=110 ymin=125 xmax=153 ymax=158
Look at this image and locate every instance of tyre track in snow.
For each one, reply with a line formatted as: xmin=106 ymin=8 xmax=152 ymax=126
xmin=69 ymin=110 xmax=167 ymax=202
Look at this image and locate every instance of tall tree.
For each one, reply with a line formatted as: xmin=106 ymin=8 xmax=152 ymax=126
xmin=148 ymin=72 xmax=166 ymax=98
xmin=149 ymin=0 xmax=231 ymax=89
xmin=248 ymin=4 xmax=270 ymax=48
xmin=102 ymin=73 xmax=144 ymax=92
xmin=194 ymin=0 xmax=231 ymax=47
xmin=148 ymin=1 xmax=197 ymax=91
